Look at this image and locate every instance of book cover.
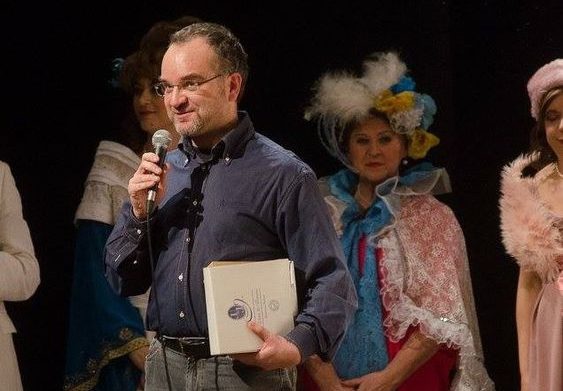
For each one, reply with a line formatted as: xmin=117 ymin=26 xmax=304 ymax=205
xmin=203 ymin=258 xmax=298 ymax=355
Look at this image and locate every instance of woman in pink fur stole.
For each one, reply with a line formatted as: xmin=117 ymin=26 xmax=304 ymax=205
xmin=499 ymin=59 xmax=563 ymax=391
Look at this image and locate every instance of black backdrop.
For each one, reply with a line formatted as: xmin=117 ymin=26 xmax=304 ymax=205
xmin=2 ymin=1 xmax=562 ymax=390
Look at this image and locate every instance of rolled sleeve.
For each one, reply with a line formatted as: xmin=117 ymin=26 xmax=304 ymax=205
xmin=104 ymin=204 xmax=153 ymax=296
xmin=277 ymin=170 xmax=357 ymax=360
xmin=285 ymin=323 xmax=319 ymax=363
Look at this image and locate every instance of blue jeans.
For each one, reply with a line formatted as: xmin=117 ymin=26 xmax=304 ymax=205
xmin=145 ymin=338 xmax=296 ymax=390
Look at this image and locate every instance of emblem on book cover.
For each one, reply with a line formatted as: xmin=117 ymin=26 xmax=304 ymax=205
xmin=228 ymin=299 xmax=252 ymax=321
xmin=268 ymin=299 xmax=280 ymax=311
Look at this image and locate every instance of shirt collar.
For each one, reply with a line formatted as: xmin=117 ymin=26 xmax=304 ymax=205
xmin=178 ymin=111 xmax=255 ymax=163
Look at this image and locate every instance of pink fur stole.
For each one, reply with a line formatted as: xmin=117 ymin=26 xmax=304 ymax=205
xmin=500 ymin=154 xmax=563 ymax=282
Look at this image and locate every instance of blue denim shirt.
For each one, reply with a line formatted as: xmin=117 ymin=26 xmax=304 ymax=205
xmin=104 ymin=112 xmax=357 ymax=360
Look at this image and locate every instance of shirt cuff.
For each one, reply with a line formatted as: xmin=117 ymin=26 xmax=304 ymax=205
xmin=285 ymin=323 xmax=319 ymax=363
xmin=124 ymin=205 xmax=156 ymax=241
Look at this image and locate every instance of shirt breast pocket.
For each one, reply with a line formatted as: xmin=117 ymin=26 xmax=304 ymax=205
xmin=212 ymin=199 xmax=277 ymax=251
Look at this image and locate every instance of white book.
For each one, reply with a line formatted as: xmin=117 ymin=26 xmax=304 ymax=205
xmin=203 ymin=258 xmax=298 ymax=355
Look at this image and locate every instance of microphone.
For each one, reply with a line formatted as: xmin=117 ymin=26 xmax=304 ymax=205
xmin=147 ymin=129 xmax=172 ymax=214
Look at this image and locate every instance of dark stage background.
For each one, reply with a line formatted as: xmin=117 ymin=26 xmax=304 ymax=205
xmin=2 ymin=1 xmax=562 ymax=390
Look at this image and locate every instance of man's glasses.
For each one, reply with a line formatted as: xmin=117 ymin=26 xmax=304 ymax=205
xmin=153 ymin=74 xmax=223 ymax=97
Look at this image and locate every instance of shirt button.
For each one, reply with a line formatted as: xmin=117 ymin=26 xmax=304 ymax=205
xmin=136 ymin=229 xmax=142 ymax=235
xmin=192 ymin=200 xmax=198 ymax=206
xmin=133 ymin=260 xmax=138 ymax=265
xmin=225 ymin=156 xmax=231 ymax=163
xmin=178 ymin=273 xmax=184 ymax=281
xmin=179 ymin=311 xmax=185 ymax=318
xmin=186 ymin=237 xmax=191 ymax=243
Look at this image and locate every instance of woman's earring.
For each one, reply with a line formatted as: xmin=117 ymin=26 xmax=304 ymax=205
xmin=402 ymin=158 xmax=409 ymax=166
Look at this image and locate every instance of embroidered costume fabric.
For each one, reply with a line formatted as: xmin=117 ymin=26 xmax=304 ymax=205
xmin=65 ymin=141 xmax=149 ymax=391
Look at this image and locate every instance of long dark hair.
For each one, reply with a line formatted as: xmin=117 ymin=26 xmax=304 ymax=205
xmin=527 ymin=87 xmax=562 ymax=172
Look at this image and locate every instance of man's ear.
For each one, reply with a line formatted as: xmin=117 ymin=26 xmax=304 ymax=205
xmin=227 ymin=72 xmax=243 ymax=102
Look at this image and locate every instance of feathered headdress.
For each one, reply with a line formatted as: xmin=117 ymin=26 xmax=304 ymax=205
xmin=305 ymin=52 xmax=440 ymax=165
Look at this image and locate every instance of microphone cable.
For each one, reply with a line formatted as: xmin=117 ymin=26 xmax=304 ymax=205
xmin=146 ymin=201 xmax=173 ymax=391
xmin=145 ymin=129 xmax=173 ymax=391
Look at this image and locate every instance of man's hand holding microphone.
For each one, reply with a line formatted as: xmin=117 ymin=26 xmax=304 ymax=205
xmin=128 ymin=129 xmax=172 ymax=220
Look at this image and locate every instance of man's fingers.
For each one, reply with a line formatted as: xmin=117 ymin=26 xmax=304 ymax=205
xmin=231 ymin=352 xmax=258 ymax=366
xmin=129 ymin=177 xmax=160 ymax=192
xmin=134 ymin=153 xmax=160 ymax=174
xmin=142 ymin=152 xmax=160 ymax=162
xmin=248 ymin=321 xmax=271 ymax=341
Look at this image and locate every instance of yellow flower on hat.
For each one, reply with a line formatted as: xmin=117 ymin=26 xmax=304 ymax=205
xmin=408 ymin=129 xmax=440 ymax=159
xmin=374 ymin=90 xmax=415 ymax=115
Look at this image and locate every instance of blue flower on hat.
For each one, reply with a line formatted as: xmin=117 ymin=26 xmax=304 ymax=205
xmin=417 ymin=94 xmax=437 ymax=130
xmin=391 ymin=76 xmax=416 ymax=93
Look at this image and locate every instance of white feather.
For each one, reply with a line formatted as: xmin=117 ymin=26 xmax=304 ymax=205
xmin=305 ymin=72 xmax=373 ymax=125
xmin=361 ymin=52 xmax=407 ymax=96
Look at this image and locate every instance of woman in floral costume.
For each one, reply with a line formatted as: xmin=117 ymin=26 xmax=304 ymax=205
xmin=300 ymin=52 xmax=494 ymax=391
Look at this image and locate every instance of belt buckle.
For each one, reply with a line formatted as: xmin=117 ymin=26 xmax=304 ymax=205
xmin=159 ymin=335 xmax=185 ymax=355
xmin=161 ymin=335 xmax=210 ymax=359
xmin=180 ymin=337 xmax=210 ymax=359
xmin=179 ymin=336 xmax=207 ymax=348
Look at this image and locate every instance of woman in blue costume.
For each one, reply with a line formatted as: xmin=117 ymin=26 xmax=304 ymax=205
xmin=299 ymin=52 xmax=494 ymax=391
xmin=64 ymin=16 xmax=200 ymax=391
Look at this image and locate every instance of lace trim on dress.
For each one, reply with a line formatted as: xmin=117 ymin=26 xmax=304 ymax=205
xmin=378 ymin=232 xmax=473 ymax=347
xmin=372 ymin=166 xmax=450 ymax=238
xmin=377 ymin=202 xmax=494 ymax=390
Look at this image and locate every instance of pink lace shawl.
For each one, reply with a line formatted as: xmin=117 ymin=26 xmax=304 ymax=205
xmin=378 ymin=195 xmax=493 ymax=390
xmin=324 ymin=181 xmax=494 ymax=390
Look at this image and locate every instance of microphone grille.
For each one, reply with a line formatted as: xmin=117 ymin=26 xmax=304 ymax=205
xmin=152 ymin=129 xmax=172 ymax=148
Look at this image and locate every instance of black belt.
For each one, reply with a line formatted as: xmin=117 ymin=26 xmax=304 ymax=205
xmin=157 ymin=335 xmax=212 ymax=359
